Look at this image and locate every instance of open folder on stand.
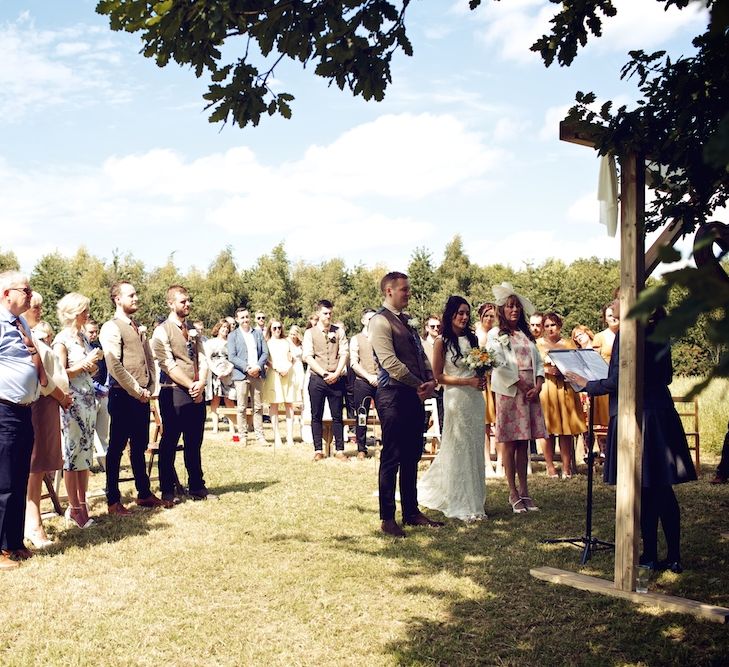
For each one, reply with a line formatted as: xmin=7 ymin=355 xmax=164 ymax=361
xmin=548 ymin=349 xmax=609 ymax=391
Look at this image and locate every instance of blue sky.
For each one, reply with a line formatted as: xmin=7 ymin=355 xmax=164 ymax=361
xmin=0 ymin=0 xmax=713 ymax=275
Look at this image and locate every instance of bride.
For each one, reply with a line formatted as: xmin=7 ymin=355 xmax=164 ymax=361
xmin=418 ymin=296 xmax=487 ymax=522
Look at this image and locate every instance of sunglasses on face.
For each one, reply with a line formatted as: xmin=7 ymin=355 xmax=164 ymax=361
xmin=272 ymin=326 xmax=281 ymax=330
xmin=10 ymin=287 xmax=33 ymax=296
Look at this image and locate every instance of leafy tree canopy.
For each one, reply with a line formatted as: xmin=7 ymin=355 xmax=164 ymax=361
xmin=97 ymin=0 xmax=412 ymax=128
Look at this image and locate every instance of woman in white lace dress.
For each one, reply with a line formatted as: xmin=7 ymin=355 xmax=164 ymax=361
xmin=418 ymin=296 xmax=487 ymax=522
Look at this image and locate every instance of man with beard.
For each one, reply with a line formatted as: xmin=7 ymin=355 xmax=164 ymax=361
xmin=151 ymin=285 xmax=211 ymax=506
xmin=100 ymin=281 xmax=164 ymax=515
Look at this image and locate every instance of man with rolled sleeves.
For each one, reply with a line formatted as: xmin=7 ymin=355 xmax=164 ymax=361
xmin=368 ymin=272 xmax=442 ymax=537
xmin=0 ymin=271 xmax=46 ymax=569
xmin=303 ymin=299 xmax=349 ymax=461
xmin=100 ymin=281 xmax=164 ymax=516
xmin=151 ymin=285 xmax=211 ymax=506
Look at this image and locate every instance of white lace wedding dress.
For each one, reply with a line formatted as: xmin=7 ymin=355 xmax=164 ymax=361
xmin=418 ymin=336 xmax=487 ymax=521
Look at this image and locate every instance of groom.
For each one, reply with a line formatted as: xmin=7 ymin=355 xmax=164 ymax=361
xmin=368 ymin=271 xmax=442 ymax=537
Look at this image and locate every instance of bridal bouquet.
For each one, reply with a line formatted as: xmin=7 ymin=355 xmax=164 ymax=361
xmin=463 ymin=346 xmax=500 ymax=376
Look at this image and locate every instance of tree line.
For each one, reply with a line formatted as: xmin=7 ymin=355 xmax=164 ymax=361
xmin=0 ymin=236 xmax=720 ymax=376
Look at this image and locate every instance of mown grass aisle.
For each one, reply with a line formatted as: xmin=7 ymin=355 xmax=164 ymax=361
xmin=3 ymin=435 xmax=728 ymax=666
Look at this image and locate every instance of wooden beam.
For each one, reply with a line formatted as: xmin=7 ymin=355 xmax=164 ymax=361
xmin=615 ymin=152 xmax=646 ymax=592
xmin=559 ymin=120 xmax=604 ymax=148
xmin=531 ymin=567 xmax=729 ymax=624
xmin=645 ymin=218 xmax=684 ymax=278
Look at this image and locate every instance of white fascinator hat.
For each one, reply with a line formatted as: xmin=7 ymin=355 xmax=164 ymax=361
xmin=492 ymin=282 xmax=536 ymax=317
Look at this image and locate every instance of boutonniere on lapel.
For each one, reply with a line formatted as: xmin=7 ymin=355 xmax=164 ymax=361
xmin=137 ymin=325 xmax=147 ymax=340
xmin=407 ymin=317 xmax=419 ymax=330
xmin=327 ymin=330 xmax=337 ymax=343
xmin=188 ymin=327 xmax=198 ymax=341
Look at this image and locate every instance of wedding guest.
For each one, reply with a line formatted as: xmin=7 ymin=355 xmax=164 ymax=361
xmin=529 ymin=312 xmax=544 ymax=340
xmin=421 ymin=314 xmax=444 ymax=431
xmin=192 ymin=320 xmax=208 ymax=343
xmin=536 ymin=312 xmax=586 ymax=479
xmin=591 ymin=303 xmax=620 ymax=456
xmin=571 ymin=324 xmax=609 ymax=459
xmin=262 ymin=319 xmax=295 ymax=446
xmin=303 ymin=300 xmax=349 ymax=461
xmin=228 ymin=308 xmax=268 ymax=445
xmin=22 ymin=298 xmax=71 ymax=548
xmin=418 ymin=296 xmax=487 ymax=522
xmin=0 ymin=272 xmax=47 ymax=569
xmin=84 ymin=318 xmax=110 ymax=461
xmin=349 ymin=309 xmax=378 ymax=459
xmin=288 ymin=325 xmax=305 ymax=405
xmin=488 ymin=283 xmax=546 ymax=513
xmin=369 ymin=271 xmax=440 ymax=537
xmin=151 ymin=285 xmax=212 ymax=505
xmin=476 ymin=301 xmax=502 ymax=477
xmin=203 ymin=319 xmax=237 ymax=435
xmin=254 ymin=311 xmax=267 ymax=333
xmin=567 ymin=304 xmax=697 ymax=572
xmin=53 ymin=292 xmax=102 ymax=528
xmin=100 ymin=281 xmax=164 ymax=516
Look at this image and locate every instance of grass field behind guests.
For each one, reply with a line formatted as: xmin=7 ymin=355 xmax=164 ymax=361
xmin=670 ymin=376 xmax=728 ymax=457
xmin=3 ymin=414 xmax=729 ymax=667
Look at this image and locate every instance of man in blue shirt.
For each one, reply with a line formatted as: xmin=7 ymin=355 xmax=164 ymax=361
xmin=0 ymin=271 xmax=46 ymax=570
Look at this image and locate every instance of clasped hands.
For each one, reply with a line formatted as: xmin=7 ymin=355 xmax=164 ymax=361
xmin=517 ymin=378 xmax=541 ymax=402
xmin=466 ymin=375 xmax=487 ymax=391
xmin=417 ymin=380 xmax=437 ymax=401
xmin=188 ymin=380 xmax=205 ymax=403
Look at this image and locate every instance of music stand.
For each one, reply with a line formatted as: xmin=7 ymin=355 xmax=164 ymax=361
xmin=542 ymin=349 xmax=614 ymax=564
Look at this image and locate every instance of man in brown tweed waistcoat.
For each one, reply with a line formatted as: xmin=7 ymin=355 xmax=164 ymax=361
xmin=100 ymin=281 xmax=163 ymax=515
xmin=368 ymin=272 xmax=443 ymax=537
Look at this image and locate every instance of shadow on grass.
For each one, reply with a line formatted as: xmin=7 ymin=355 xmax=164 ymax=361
xmin=212 ymin=479 xmax=280 ymax=495
xmin=351 ymin=476 xmax=729 ymax=666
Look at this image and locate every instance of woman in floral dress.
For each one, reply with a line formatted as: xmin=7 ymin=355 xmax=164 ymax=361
xmin=488 ymin=284 xmax=547 ymax=513
xmin=53 ymin=293 xmax=102 ymax=529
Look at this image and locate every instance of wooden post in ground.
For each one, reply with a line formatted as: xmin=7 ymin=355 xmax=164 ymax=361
xmin=614 ymin=151 xmax=645 ymax=591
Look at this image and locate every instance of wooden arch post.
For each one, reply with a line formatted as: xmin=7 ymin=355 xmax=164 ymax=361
xmin=530 ymin=122 xmax=729 ymax=621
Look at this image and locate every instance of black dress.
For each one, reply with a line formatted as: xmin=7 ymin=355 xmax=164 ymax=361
xmin=585 ymin=333 xmax=697 ymax=487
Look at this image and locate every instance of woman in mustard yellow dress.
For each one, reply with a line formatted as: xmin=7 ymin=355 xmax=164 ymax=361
xmin=536 ymin=312 xmax=586 ymax=478
xmin=589 ymin=303 xmax=620 ymax=456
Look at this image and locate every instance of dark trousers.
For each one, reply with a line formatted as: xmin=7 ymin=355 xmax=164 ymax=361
xmin=105 ymin=388 xmax=152 ymax=505
xmin=0 ymin=403 xmax=34 ymax=551
xmin=353 ymin=377 xmax=377 ymax=452
xmin=376 ymin=385 xmax=425 ymax=521
xmin=158 ymin=387 xmax=206 ymax=496
xmin=344 ymin=367 xmax=357 ymax=419
xmin=717 ymin=431 xmax=729 ymax=478
xmin=641 ymin=485 xmax=681 ymax=562
xmin=309 ymin=374 xmax=345 ymax=452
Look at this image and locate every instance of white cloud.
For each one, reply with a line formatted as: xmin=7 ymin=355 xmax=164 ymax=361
xmin=0 ymin=113 xmax=493 ymax=271
xmin=0 ymin=15 xmax=133 ymax=121
xmin=469 ymin=0 xmax=708 ymax=64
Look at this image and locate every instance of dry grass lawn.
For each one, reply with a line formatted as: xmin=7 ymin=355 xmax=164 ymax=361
xmin=3 ymin=423 xmax=729 ymax=666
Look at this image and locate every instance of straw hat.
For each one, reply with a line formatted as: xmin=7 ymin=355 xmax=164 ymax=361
xmin=491 ymin=282 xmax=536 ymax=316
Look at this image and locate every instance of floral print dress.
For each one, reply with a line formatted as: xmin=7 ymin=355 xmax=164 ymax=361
xmin=53 ymin=328 xmax=97 ymax=471
xmin=494 ymin=331 xmax=547 ymax=442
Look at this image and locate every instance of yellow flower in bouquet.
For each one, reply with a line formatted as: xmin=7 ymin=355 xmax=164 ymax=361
xmin=463 ymin=345 xmax=499 ymax=376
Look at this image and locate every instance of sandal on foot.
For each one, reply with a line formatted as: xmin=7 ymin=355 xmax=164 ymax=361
xmin=510 ymin=498 xmax=527 ymax=514
xmin=520 ymin=496 xmax=539 ymax=511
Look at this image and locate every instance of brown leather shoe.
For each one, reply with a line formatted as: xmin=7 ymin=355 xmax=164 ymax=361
xmin=161 ymin=495 xmax=181 ymax=509
xmin=334 ymin=451 xmax=349 ymax=462
xmin=312 ymin=452 xmax=325 ymax=462
xmin=403 ymin=512 xmax=444 ymax=527
xmin=108 ymin=502 xmax=132 ymax=517
xmin=2 ymin=548 xmax=33 ymax=561
xmin=0 ymin=553 xmax=20 ymax=570
xmin=381 ymin=519 xmax=406 ymax=538
xmin=356 ymin=451 xmax=368 ymax=460
xmin=135 ymin=494 xmax=165 ymax=508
